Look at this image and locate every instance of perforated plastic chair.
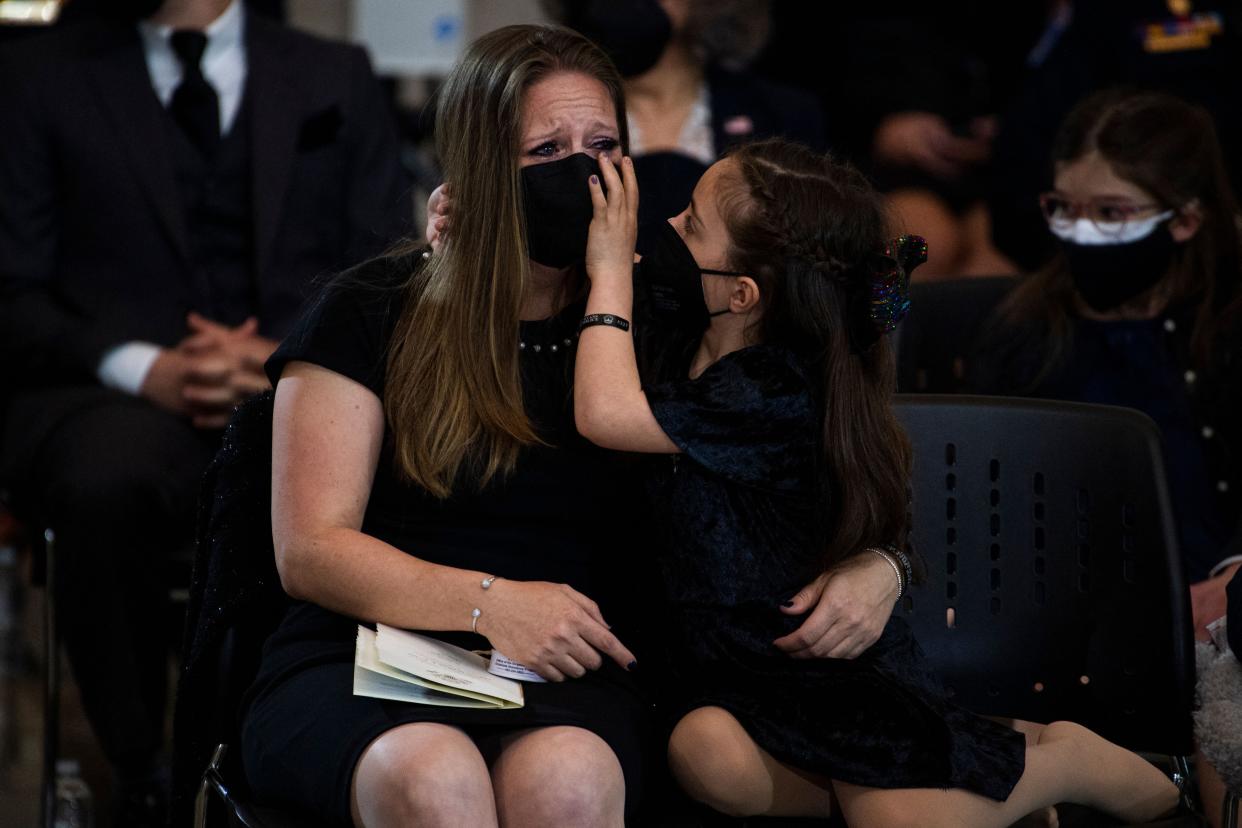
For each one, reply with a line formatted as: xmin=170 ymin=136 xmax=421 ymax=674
xmin=894 ymin=395 xmax=1196 ymax=779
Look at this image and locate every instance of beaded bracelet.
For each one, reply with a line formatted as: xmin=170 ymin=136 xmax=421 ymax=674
xmin=883 ymin=544 xmax=914 ymax=590
xmin=867 ymin=548 xmax=905 ymax=600
xmin=579 ymin=313 xmax=630 ymax=333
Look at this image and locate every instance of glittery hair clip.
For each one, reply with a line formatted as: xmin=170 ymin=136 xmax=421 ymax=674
xmin=868 ymin=234 xmax=925 ymax=335
xmin=848 ymin=235 xmax=925 ymax=353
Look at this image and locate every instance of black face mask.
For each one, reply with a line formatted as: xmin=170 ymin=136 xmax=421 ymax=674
xmin=564 ymin=0 xmax=672 ymax=78
xmin=636 ymin=220 xmax=742 ymax=332
xmin=521 ymin=153 xmax=603 ymax=269
xmin=1061 ymin=223 xmax=1178 ymax=313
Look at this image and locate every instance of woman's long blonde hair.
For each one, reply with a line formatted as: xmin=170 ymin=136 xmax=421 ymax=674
xmin=385 ymin=25 xmax=628 ymax=498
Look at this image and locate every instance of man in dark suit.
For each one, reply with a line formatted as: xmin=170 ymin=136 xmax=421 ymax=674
xmin=0 ymin=0 xmax=409 ymax=822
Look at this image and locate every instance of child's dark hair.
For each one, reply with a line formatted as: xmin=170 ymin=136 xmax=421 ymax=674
xmin=718 ymin=138 xmax=913 ymax=570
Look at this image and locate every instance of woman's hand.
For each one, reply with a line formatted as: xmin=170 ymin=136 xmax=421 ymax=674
xmin=478 ymin=579 xmax=637 ymax=682
xmin=586 ymin=155 xmax=638 ymax=284
xmin=425 ymin=183 xmax=451 ymax=251
xmin=872 ymin=112 xmax=992 ymax=180
xmin=773 ymin=552 xmax=899 ymax=659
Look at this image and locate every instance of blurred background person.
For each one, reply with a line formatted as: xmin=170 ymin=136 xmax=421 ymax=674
xmin=988 ymin=0 xmax=1242 ymax=273
xmin=544 ymin=0 xmax=826 ymax=229
xmin=752 ymin=0 xmax=1049 ymax=279
xmin=971 ymin=89 xmax=1241 ymax=647
xmin=0 ymin=0 xmax=409 ymax=822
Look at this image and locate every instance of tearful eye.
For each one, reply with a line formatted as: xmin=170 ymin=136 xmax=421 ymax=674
xmin=593 ymin=137 xmax=619 ymax=152
xmin=529 ymin=142 xmax=558 ymax=158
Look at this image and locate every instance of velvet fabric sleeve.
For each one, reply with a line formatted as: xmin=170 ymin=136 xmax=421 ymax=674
xmin=643 ymin=345 xmax=815 ymax=493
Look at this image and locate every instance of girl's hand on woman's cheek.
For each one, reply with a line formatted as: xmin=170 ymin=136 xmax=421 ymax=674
xmin=585 ymin=155 xmax=639 ymax=283
xmin=425 ymin=183 xmax=451 ymax=251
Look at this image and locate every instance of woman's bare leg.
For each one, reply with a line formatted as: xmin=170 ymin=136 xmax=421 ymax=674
xmin=490 ymin=725 xmax=625 ymax=828
xmin=668 ymin=706 xmax=833 ymax=818
xmin=350 ymin=722 xmax=498 ymax=828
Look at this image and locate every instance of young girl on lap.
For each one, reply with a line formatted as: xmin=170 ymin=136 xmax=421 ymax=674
xmin=575 ymin=139 xmax=1179 ymax=826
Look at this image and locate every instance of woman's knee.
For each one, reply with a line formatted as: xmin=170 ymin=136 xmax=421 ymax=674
xmin=493 ymin=726 xmax=625 ymax=825
xmin=668 ymin=707 xmax=770 ymax=817
xmin=351 ymin=723 xmax=494 ymax=827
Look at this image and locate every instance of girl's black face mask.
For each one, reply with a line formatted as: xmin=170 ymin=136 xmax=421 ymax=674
xmin=636 ymin=219 xmax=742 ymax=332
xmin=521 ymin=153 xmax=603 ymax=269
xmin=1060 ymin=223 xmax=1178 ymax=313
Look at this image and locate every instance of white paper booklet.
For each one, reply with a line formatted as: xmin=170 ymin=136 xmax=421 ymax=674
xmin=353 ymin=624 xmax=524 ymax=709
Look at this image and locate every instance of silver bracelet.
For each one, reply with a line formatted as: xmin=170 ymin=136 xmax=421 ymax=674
xmin=867 ymin=548 xmax=904 ymax=600
xmin=471 ymin=575 xmax=498 ymax=633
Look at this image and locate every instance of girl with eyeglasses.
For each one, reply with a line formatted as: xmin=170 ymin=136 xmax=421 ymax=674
xmin=975 ymin=89 xmax=1242 ymax=647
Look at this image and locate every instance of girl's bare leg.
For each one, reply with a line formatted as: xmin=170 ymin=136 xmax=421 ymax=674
xmin=670 ymin=709 xmax=1176 ymax=827
xmin=668 ymin=706 xmax=833 ymax=818
xmin=833 ymin=721 xmax=1179 ymax=828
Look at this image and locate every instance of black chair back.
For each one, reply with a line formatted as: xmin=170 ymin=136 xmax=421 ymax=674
xmin=894 ymin=394 xmax=1195 ymax=757
xmin=172 ymin=390 xmax=304 ymax=827
xmin=896 ymin=277 xmax=1015 ymax=393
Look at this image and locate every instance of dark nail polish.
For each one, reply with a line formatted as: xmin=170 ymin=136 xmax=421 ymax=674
xmin=781 ymin=600 xmax=794 ymax=608
xmin=627 ymin=660 xmax=638 ymax=671
xmin=590 ymin=174 xmax=599 ymax=185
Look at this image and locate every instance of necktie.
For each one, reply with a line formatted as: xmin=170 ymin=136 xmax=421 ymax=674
xmin=169 ymin=30 xmax=220 ymax=158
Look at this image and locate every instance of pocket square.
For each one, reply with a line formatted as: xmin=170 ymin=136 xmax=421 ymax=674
xmin=297 ymin=106 xmax=344 ymax=151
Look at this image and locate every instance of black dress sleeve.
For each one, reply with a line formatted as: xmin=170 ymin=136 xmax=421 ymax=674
xmin=644 ymin=346 xmax=815 ymax=492
xmin=265 ymin=252 xmax=418 ymax=396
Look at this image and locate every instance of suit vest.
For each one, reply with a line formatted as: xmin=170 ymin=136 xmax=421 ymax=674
xmin=165 ymin=96 xmax=256 ymax=325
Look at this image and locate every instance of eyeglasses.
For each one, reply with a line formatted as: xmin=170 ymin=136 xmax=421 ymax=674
xmin=1038 ymin=193 xmax=1167 ymax=238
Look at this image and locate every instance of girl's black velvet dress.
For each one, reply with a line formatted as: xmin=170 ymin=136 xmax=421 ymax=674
xmin=643 ymin=343 xmax=1026 ymax=800
xmin=239 ymin=253 xmax=650 ymax=824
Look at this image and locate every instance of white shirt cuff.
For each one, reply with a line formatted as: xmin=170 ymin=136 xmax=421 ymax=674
xmin=97 ymin=342 xmax=163 ymax=396
xmin=1209 ymin=555 xmax=1242 ymax=579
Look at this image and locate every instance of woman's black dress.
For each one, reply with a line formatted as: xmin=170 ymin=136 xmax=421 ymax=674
xmin=240 ymin=253 xmax=650 ymax=823
xmin=642 ymin=343 xmax=1027 ymax=800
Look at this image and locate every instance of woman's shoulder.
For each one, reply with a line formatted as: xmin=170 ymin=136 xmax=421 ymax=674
xmin=265 ymin=245 xmax=429 ymax=393
xmin=329 ymin=245 xmax=427 ymax=304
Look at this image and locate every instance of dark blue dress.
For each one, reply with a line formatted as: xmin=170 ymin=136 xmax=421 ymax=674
xmin=643 ymin=344 xmax=1026 ymax=800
